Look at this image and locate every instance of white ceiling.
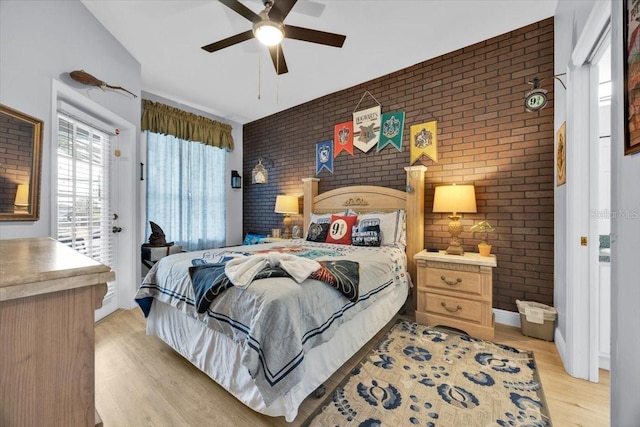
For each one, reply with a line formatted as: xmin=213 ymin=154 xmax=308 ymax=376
xmin=81 ymin=0 xmax=558 ymax=124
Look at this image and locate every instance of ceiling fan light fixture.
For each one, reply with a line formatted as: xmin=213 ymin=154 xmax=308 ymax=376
xmin=253 ymin=20 xmax=284 ymax=46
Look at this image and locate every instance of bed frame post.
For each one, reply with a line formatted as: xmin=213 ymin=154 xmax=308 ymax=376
xmin=404 ymin=165 xmax=427 ymax=313
xmin=302 ymin=178 xmax=319 ymax=237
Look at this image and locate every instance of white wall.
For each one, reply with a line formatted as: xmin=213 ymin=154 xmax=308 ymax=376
xmin=610 ymin=1 xmax=640 ymax=423
xmin=0 ymin=0 xmax=141 ymax=240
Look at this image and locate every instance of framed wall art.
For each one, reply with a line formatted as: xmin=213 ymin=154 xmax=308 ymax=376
xmin=624 ymin=0 xmax=640 ymax=155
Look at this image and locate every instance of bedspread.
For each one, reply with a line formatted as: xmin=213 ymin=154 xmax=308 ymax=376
xmin=135 ymin=241 xmax=409 ymax=406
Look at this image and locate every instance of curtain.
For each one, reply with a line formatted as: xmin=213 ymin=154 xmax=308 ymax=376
xmin=141 ymin=100 xmax=234 ymax=151
xmin=146 ymin=131 xmax=226 ymax=251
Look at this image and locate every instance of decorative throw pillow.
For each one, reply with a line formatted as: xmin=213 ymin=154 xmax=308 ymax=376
xmin=354 ymin=210 xmax=406 ymax=248
xmin=352 ymin=224 xmax=382 ymax=247
xmin=325 ymin=215 xmax=358 ymax=245
xmin=243 ymin=233 xmax=267 ymax=245
xmin=306 ymin=222 xmax=330 ymax=242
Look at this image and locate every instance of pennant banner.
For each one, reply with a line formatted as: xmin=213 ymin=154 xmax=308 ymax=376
xmin=352 ymin=105 xmax=381 ymax=153
xmin=316 ymin=140 xmax=334 ymax=174
xmin=377 ymin=111 xmax=405 ymax=152
xmin=410 ymin=121 xmax=438 ymax=164
xmin=334 ymin=121 xmax=354 ymax=157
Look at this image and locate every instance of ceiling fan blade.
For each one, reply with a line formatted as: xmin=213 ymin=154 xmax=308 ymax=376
xmin=219 ymin=0 xmax=261 ymax=23
xmin=284 ymin=25 xmax=346 ymax=48
xmin=268 ymin=45 xmax=289 ymax=75
xmin=201 ymin=30 xmax=254 ymax=52
xmin=269 ymin=0 xmax=297 ymax=22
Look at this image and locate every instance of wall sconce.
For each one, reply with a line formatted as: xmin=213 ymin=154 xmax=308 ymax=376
xmin=433 ymin=184 xmax=477 ymax=255
xmin=231 ymin=170 xmax=242 ymax=189
xmin=252 ymin=158 xmax=268 ymax=184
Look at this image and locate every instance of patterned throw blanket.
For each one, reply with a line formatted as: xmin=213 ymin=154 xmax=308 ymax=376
xmin=134 ymin=243 xmax=408 ymax=407
xmin=188 ymin=258 xmax=360 ymax=314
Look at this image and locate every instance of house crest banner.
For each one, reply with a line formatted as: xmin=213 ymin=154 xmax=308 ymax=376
xmin=316 ymin=140 xmax=334 ymax=174
xmin=377 ymin=111 xmax=405 ymax=152
xmin=333 ymin=121 xmax=353 ymax=157
xmin=410 ymin=120 xmax=438 ymax=163
xmin=352 ymin=105 xmax=381 ymax=153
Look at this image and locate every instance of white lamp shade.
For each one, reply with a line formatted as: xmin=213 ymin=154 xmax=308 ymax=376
xmin=274 ymin=195 xmax=299 ymax=214
xmin=14 ymin=184 xmax=29 ymax=206
xmin=433 ymin=184 xmax=477 ymax=214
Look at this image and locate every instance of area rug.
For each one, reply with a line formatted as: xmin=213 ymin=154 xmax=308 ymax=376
xmin=302 ymin=320 xmax=551 ymax=427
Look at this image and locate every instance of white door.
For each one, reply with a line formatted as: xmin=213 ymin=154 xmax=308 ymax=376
xmin=55 ymin=111 xmax=120 ymax=321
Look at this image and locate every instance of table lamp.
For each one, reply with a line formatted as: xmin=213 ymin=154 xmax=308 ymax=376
xmin=274 ymin=195 xmax=299 ymax=239
xmin=14 ymin=184 xmax=29 ymax=213
xmin=433 ymin=184 xmax=477 ymax=255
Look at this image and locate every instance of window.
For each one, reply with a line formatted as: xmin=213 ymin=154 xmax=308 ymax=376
xmin=56 ymin=112 xmax=114 ymax=267
xmin=145 ymin=131 xmax=226 ymax=250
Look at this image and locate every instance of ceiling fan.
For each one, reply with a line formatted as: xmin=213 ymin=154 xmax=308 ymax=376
xmin=202 ymin=0 xmax=346 ymax=75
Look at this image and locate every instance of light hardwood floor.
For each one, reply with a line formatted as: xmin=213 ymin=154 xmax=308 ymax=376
xmin=95 ymin=309 xmax=610 ymax=426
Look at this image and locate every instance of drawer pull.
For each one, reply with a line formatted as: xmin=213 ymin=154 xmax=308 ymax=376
xmin=440 ymin=275 xmax=462 ymax=286
xmin=441 ymin=302 xmax=462 ymax=313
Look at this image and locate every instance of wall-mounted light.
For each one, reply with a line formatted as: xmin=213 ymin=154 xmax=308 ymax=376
xmin=252 ymin=158 xmax=268 ymax=184
xmin=231 ymin=170 xmax=242 ymax=189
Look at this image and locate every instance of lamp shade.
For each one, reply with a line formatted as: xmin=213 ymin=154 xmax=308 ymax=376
xmin=14 ymin=184 xmax=29 ymax=206
xmin=274 ymin=195 xmax=299 ymax=214
xmin=433 ymin=184 xmax=477 ymax=214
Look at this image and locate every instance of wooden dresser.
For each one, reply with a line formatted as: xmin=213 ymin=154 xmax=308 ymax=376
xmin=414 ymin=250 xmax=497 ymax=340
xmin=0 ymin=237 xmax=114 ymax=426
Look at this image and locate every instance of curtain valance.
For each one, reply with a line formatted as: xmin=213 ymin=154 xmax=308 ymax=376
xmin=141 ymin=99 xmax=234 ymax=151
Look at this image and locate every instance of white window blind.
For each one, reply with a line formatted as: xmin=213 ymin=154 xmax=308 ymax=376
xmin=56 ymin=112 xmax=114 ymax=268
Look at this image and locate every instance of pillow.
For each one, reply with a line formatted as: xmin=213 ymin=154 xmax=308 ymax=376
xmin=243 ymin=233 xmax=267 ymax=245
xmin=354 ymin=210 xmax=406 ymax=248
xmin=306 ymin=222 xmax=330 ymax=242
xmin=306 ymin=211 xmax=351 ymax=238
xmin=352 ymin=224 xmax=382 ymax=247
xmin=326 ymin=215 xmax=358 ymax=245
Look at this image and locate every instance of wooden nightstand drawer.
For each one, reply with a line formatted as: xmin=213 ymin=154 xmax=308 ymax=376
xmin=423 ymin=267 xmax=481 ymax=296
xmin=424 ymin=293 xmax=483 ymax=323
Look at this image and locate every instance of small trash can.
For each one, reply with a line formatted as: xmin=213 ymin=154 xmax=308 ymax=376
xmin=516 ymin=300 xmax=557 ymax=341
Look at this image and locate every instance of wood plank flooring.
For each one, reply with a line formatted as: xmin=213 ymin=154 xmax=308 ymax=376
xmin=95 ymin=309 xmax=609 ymax=426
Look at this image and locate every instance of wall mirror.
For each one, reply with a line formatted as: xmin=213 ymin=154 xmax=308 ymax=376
xmin=0 ymin=104 xmax=43 ymax=221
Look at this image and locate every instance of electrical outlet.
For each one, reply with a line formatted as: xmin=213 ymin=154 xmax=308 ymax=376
xmin=581 ymin=236 xmax=587 ymax=246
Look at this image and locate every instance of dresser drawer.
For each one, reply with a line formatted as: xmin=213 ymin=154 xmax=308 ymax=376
xmin=424 ymin=267 xmax=481 ymax=296
xmin=424 ymin=292 xmax=483 ymax=323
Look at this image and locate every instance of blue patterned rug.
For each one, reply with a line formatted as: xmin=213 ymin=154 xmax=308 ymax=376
xmin=302 ymin=320 xmax=551 ymax=427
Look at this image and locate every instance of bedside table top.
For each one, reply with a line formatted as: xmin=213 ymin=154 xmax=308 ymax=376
xmin=263 ymin=237 xmax=291 ymax=243
xmin=414 ymin=250 xmax=497 ymax=267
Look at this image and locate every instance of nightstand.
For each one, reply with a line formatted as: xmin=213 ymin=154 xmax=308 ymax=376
xmin=141 ymin=244 xmax=182 ymax=269
xmin=414 ymin=250 xmax=497 ymax=340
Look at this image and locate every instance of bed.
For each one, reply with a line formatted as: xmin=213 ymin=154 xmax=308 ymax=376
xmin=135 ymin=167 xmax=426 ymax=422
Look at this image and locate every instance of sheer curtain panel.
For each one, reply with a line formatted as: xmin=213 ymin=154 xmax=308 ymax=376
xmin=146 ymin=131 xmax=226 ymax=251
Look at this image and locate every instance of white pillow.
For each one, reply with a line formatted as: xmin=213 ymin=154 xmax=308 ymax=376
xmin=354 ymin=210 xmax=406 ymax=248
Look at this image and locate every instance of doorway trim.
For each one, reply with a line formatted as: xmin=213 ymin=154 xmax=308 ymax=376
xmin=50 ymin=79 xmax=138 ymax=317
xmin=564 ymin=0 xmax=611 ymax=382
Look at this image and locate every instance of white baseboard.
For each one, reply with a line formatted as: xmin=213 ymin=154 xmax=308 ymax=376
xmin=493 ymin=308 xmax=521 ymax=327
xmin=599 ymin=353 xmax=610 ymax=371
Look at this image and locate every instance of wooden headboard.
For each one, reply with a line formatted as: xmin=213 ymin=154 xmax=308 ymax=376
xmin=302 ymin=166 xmax=427 ymax=312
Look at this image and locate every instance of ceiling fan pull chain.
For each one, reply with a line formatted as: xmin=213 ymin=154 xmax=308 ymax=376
xmin=258 ymin=48 xmax=262 ymax=100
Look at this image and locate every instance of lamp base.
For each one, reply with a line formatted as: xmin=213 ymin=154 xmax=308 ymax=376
xmin=282 ymin=215 xmax=292 ymax=239
xmin=445 ymin=241 xmax=465 ymax=256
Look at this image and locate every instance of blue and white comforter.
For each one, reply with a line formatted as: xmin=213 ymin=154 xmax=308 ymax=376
xmin=135 ymin=241 xmax=409 ymax=406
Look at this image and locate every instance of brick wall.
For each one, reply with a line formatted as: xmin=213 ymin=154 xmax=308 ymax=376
xmin=243 ymin=18 xmax=554 ymax=312
xmin=0 ymin=114 xmax=34 ymax=213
